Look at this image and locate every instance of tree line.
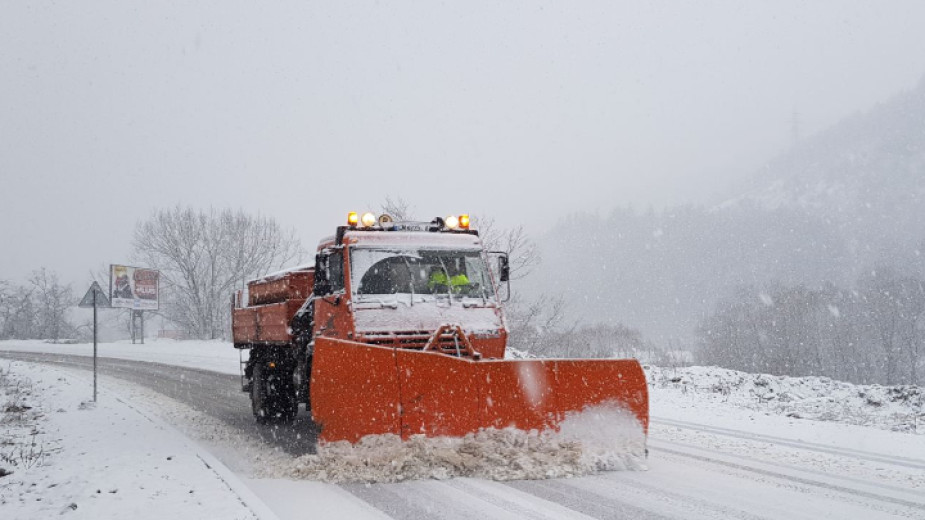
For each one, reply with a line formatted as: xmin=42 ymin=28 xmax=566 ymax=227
xmin=0 ymin=269 xmax=77 ymax=342
xmin=2 ymin=203 xmax=667 ymax=358
xmin=699 ymin=267 xmax=925 ymax=385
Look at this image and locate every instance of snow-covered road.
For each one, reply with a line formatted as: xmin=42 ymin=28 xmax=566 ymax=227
xmin=1 ymin=347 xmax=924 ymax=519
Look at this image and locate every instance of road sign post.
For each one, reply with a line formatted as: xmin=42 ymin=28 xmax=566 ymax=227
xmin=79 ymin=282 xmax=110 ymax=402
xmin=93 ymin=291 xmax=97 ymax=401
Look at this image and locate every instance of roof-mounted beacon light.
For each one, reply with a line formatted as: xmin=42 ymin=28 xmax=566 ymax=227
xmin=459 ymin=214 xmax=470 ymax=230
xmin=445 ymin=215 xmax=460 ymax=230
xmin=347 ymin=211 xmax=359 ymax=227
xmin=378 ymin=214 xmax=395 ymax=229
xmin=361 ymin=212 xmax=377 ymax=228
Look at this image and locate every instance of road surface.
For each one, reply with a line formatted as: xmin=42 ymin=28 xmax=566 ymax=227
xmin=2 ymin=350 xmax=924 ymax=520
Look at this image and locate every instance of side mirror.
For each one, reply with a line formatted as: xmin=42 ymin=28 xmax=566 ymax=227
xmin=313 ymin=253 xmax=332 ymax=296
xmin=489 ymin=251 xmax=512 ymax=303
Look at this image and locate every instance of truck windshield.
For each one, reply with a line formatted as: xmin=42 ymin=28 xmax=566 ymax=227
xmin=350 ymin=247 xmax=494 ymax=303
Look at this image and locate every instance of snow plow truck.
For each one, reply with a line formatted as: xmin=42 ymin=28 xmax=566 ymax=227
xmin=232 ymin=212 xmax=648 ymax=444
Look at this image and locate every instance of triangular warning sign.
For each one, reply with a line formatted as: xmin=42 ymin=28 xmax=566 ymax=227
xmin=79 ymin=281 xmax=111 ymax=308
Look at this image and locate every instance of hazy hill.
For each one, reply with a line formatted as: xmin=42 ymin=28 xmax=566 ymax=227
xmin=532 ymin=78 xmax=925 ymax=347
xmin=726 ymin=76 xmax=925 ymax=270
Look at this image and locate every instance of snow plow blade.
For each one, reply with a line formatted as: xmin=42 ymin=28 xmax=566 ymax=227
xmin=310 ymin=337 xmax=649 ymax=444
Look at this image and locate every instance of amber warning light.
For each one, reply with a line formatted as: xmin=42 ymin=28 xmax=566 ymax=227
xmin=347 ymin=211 xmax=472 ymax=232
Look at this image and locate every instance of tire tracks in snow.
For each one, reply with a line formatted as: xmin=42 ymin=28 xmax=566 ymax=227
xmin=652 ymin=416 xmax=925 ymax=471
xmin=647 ymin=438 xmax=925 ymax=514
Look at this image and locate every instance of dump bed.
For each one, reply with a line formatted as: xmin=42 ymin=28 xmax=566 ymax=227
xmin=248 ymin=269 xmax=313 ymax=306
xmin=232 ymin=268 xmax=313 ymax=347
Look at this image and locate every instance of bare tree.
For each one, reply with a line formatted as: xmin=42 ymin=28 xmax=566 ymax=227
xmin=0 ymin=281 xmax=21 ymax=339
xmin=506 ymin=293 xmax=567 ymax=355
xmin=699 ymin=272 xmax=925 ymax=385
xmin=28 ymin=268 xmax=75 ymax=342
xmin=475 ymin=216 xmax=540 ymax=281
xmin=0 ymin=284 xmax=36 ymax=340
xmin=379 ymin=196 xmax=414 ymax=221
xmin=133 ymin=206 xmax=304 ymax=340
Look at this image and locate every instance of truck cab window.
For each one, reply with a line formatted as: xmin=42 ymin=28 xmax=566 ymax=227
xmin=328 ymin=250 xmax=345 ymax=292
xmin=351 ymin=247 xmax=493 ymax=301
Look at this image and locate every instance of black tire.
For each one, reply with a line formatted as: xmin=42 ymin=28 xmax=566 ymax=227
xmin=252 ymin=361 xmax=298 ymax=423
xmin=251 ymin=362 xmax=271 ymax=423
xmin=278 ymin=372 xmax=298 ymax=422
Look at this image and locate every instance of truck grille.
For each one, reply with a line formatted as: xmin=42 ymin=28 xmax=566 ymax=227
xmin=362 ymin=329 xmax=479 ymax=358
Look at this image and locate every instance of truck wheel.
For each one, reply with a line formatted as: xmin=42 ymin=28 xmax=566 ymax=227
xmin=251 ymin=363 xmax=271 ymax=424
xmin=304 ymin=357 xmax=313 ymax=416
xmin=279 ymin=377 xmax=298 ymax=422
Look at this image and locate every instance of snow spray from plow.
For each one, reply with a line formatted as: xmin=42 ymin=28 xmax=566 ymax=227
xmin=310 ymin=337 xmax=649 ymax=444
xmin=283 ymin=403 xmax=648 ymax=483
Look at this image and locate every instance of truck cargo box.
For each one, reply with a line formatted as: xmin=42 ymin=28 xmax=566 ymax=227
xmin=233 ymin=298 xmax=306 ymax=346
xmin=233 ymin=267 xmax=314 ymax=347
xmin=248 ymin=269 xmax=313 ymax=306
xmin=232 ymin=306 xmax=259 ymax=343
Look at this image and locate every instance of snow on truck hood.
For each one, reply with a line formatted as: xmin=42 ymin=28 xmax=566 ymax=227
xmin=352 ymin=301 xmax=502 ymax=335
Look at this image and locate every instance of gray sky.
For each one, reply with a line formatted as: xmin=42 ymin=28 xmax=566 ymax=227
xmin=3 ymin=1 xmax=925 ymax=286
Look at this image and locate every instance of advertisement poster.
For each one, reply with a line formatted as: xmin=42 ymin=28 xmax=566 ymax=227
xmin=110 ymin=265 xmax=159 ymax=310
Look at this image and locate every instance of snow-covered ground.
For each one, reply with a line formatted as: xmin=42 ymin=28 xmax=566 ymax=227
xmin=3 ymin=340 xmax=925 ymax=519
xmin=647 ymin=365 xmax=924 ymax=435
xmin=0 ymin=360 xmax=263 ymax=519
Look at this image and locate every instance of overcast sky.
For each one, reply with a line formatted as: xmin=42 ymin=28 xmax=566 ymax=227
xmin=3 ymin=1 xmax=925 ymax=286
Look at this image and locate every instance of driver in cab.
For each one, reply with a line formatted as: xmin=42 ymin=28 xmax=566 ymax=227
xmin=428 ymin=265 xmax=470 ymax=294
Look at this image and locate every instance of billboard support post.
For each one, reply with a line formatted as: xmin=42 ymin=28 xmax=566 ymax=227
xmin=131 ymin=310 xmax=145 ymax=345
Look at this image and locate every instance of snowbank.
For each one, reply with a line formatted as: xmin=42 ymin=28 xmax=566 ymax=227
xmin=647 ymin=365 xmax=924 ymax=434
xmin=0 ymin=339 xmax=244 ymax=375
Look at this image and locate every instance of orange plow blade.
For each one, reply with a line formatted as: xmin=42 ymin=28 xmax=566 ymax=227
xmin=310 ymin=337 xmax=649 ymax=444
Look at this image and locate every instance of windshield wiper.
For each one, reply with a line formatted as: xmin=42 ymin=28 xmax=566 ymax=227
xmin=355 ymin=297 xmax=399 ymax=309
xmin=436 ymin=257 xmax=453 ymax=306
xmin=462 ymin=300 xmax=495 ymax=308
xmin=401 ymin=256 xmax=415 ymax=307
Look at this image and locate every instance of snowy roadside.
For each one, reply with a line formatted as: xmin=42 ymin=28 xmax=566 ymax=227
xmin=647 ymin=365 xmax=925 ymax=435
xmin=0 ymin=360 xmax=264 ymax=520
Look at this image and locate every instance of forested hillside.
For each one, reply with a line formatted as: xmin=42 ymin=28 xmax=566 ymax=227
xmin=530 ymin=77 xmax=925 ymax=384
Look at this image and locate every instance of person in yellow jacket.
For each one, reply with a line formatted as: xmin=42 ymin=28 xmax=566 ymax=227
xmin=428 ymin=266 xmax=470 ymax=294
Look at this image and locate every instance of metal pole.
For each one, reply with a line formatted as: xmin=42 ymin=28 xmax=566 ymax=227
xmin=140 ymin=311 xmax=144 ymax=345
xmin=93 ymin=291 xmax=98 ymax=402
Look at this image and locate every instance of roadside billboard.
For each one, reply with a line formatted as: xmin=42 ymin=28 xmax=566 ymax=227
xmin=110 ymin=265 xmax=159 ymax=310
